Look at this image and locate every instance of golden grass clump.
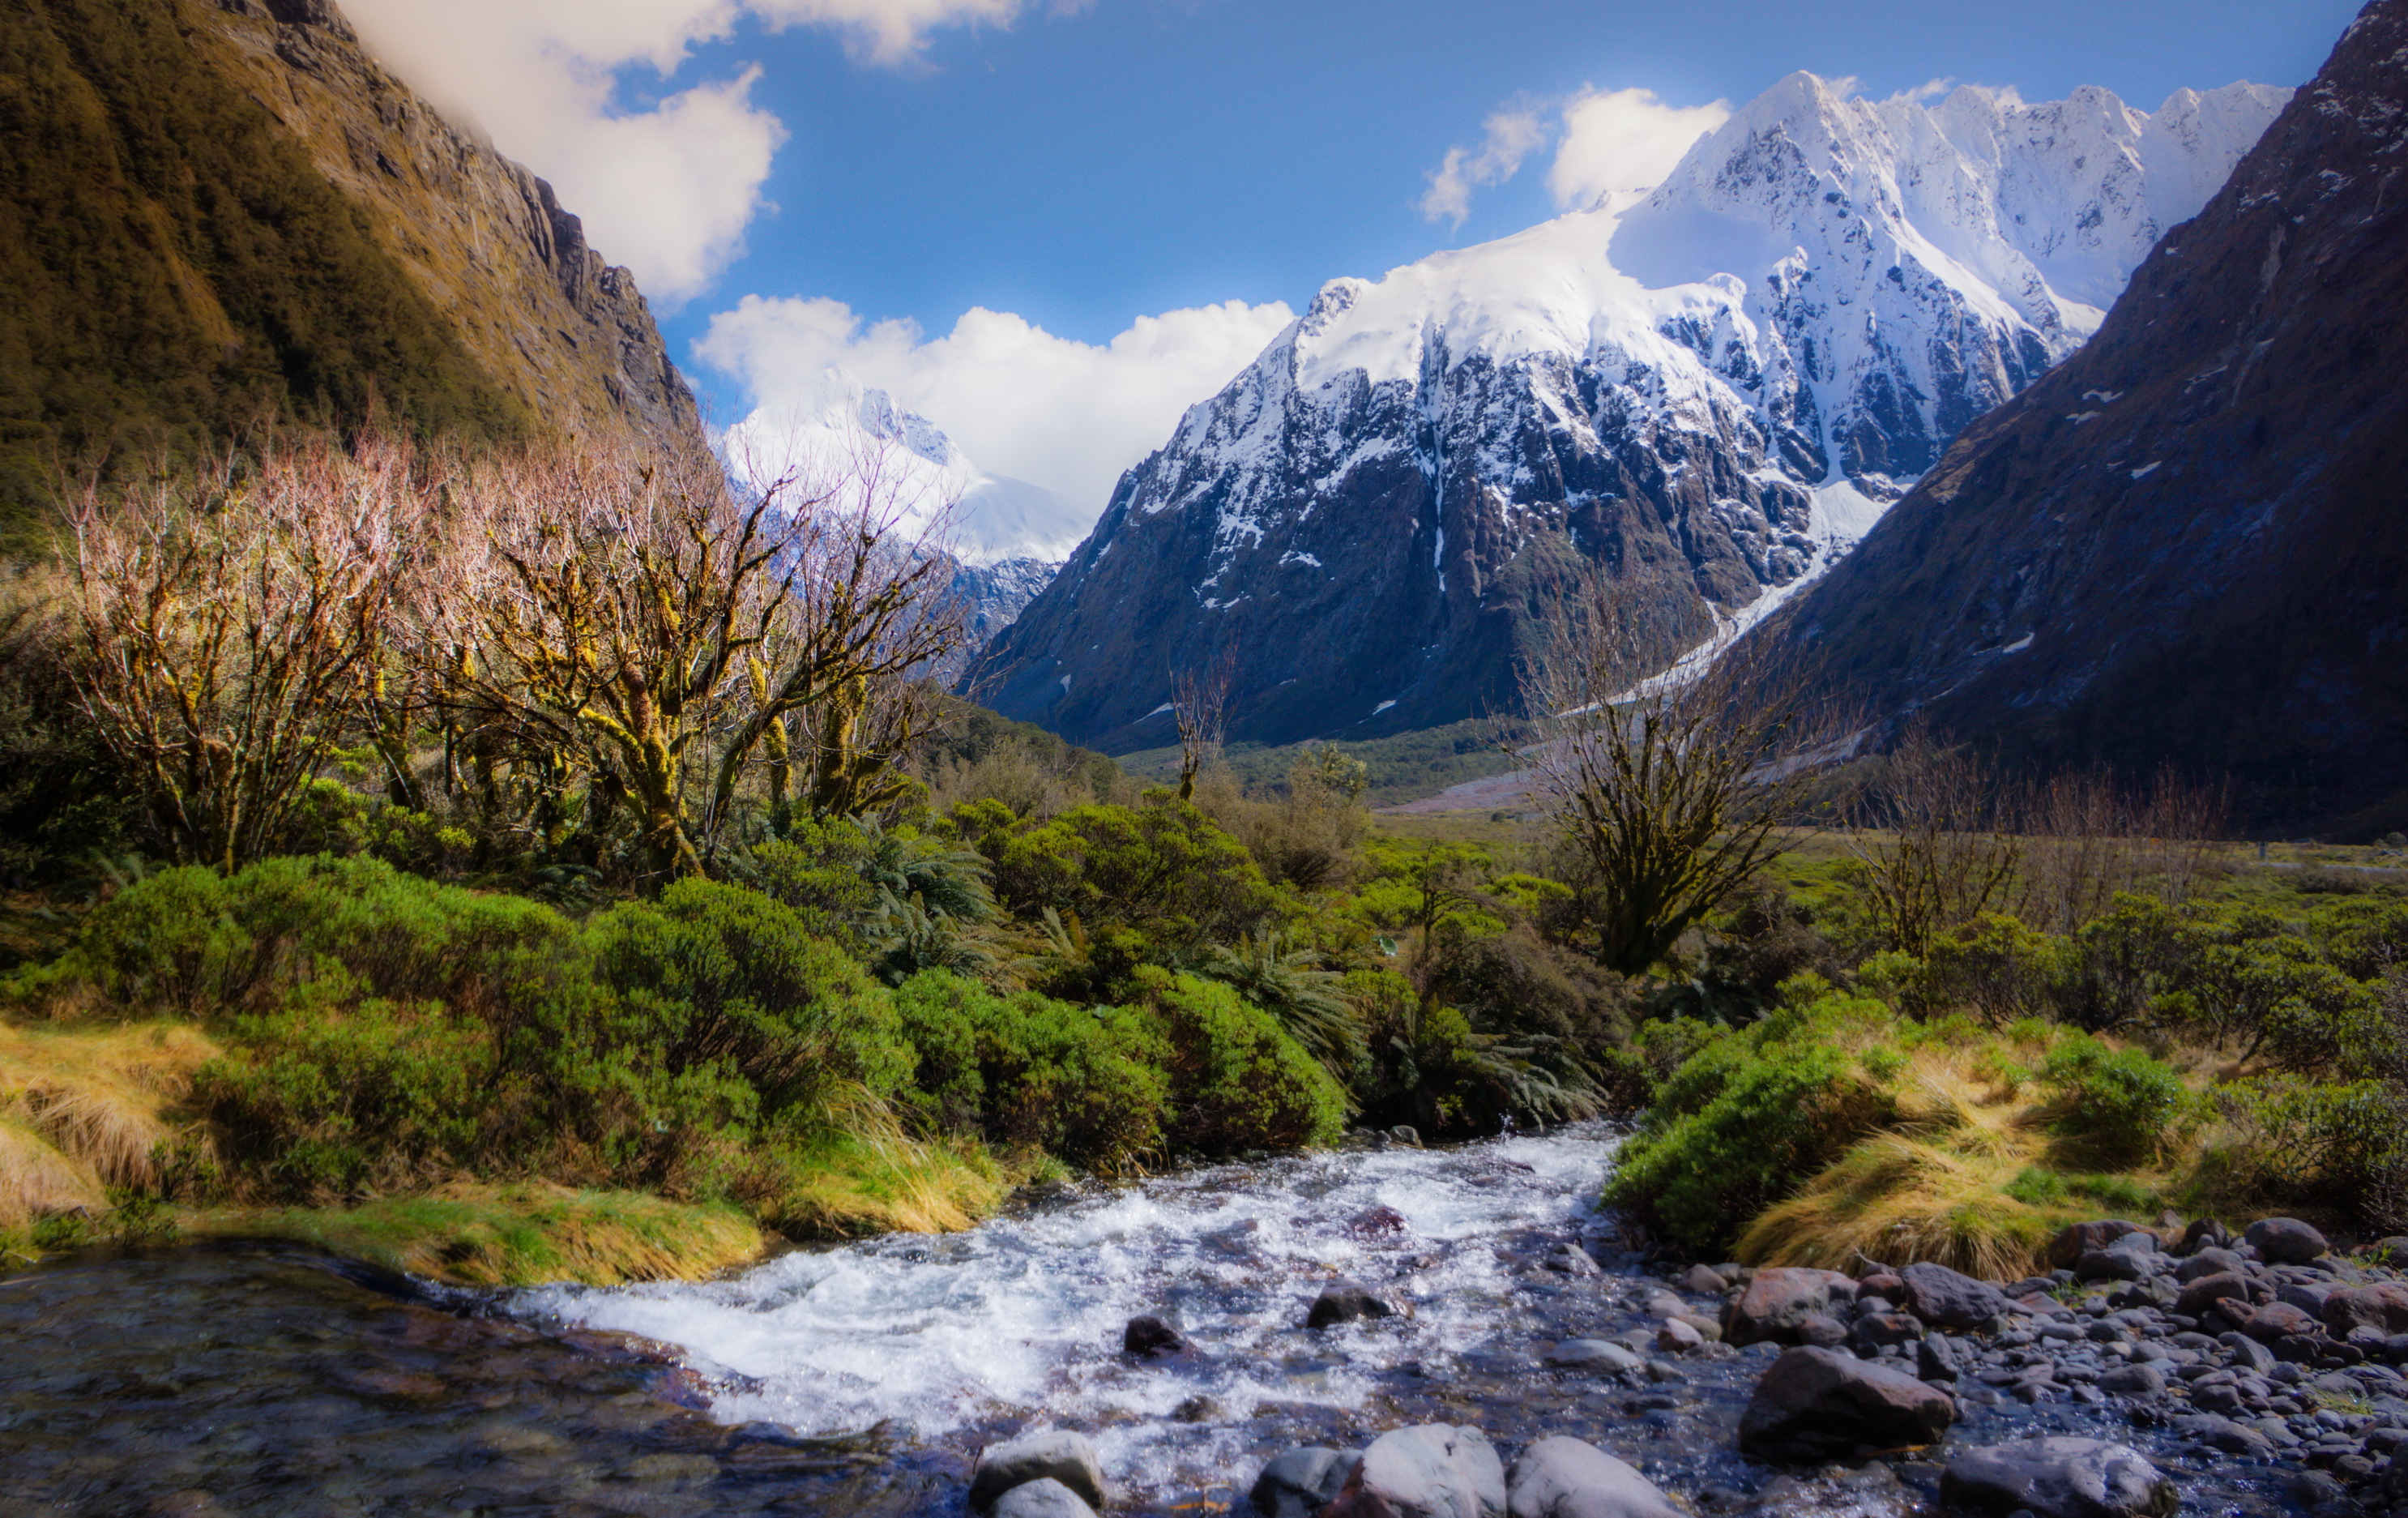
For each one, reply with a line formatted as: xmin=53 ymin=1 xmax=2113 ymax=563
xmin=0 ymin=1119 xmax=108 ymax=1228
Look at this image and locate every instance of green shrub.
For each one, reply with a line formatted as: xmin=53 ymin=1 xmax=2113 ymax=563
xmin=1915 ymin=915 xmax=2068 ymax=1027
xmin=2038 ymin=1034 xmax=2198 ymax=1164
xmin=1607 ymin=993 xmax=1902 ymax=1251
xmin=992 ymin=796 xmax=1277 ymax=953
xmin=2201 ymin=1076 xmax=2405 ymax=1204
xmin=1134 ymin=969 xmax=1347 ymax=1155
xmin=197 ymin=984 xmax=497 ymax=1200
xmin=583 ymin=879 xmax=910 ymax=1124
xmin=890 ymin=970 xmax=1166 ymax=1170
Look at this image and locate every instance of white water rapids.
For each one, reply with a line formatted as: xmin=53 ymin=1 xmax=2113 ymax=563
xmin=510 ymin=1128 xmax=1619 ymax=1499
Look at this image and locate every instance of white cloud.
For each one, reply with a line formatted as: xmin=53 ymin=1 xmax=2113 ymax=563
xmin=340 ymin=0 xmax=1035 ymax=304
xmin=1419 ymin=88 xmax=1729 ymax=227
xmin=1419 ymin=109 xmax=1548 ymax=228
xmin=1543 ymin=87 xmax=1732 ymax=214
xmin=1890 ymin=77 xmax=1958 ymax=105
xmin=698 ymin=294 xmax=1296 ymax=513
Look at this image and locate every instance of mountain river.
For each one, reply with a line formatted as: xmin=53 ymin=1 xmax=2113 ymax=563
xmin=0 ymin=1126 xmax=2317 ymax=1516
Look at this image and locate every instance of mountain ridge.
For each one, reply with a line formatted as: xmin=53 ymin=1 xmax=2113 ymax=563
xmin=1757 ymin=0 xmax=2408 ymax=834
xmin=963 ymin=70 xmax=2286 ymax=752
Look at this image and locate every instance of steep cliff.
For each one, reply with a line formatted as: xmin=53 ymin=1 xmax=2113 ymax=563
xmin=963 ymin=72 xmax=2285 ymax=752
xmin=1765 ymin=0 xmax=2408 ymax=832
xmin=0 ymin=0 xmax=698 ymax=520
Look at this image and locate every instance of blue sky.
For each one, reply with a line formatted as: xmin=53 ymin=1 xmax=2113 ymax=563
xmin=347 ymin=0 xmax=2359 ymax=511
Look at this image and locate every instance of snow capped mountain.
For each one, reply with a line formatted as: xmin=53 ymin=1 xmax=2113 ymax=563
xmin=966 ymin=72 xmax=2287 ymax=749
xmin=721 ymin=371 xmax=1089 ymax=567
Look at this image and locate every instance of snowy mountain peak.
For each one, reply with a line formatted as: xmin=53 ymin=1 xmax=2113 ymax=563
xmin=721 ymin=367 xmax=1088 ymax=567
xmin=967 ymin=69 xmax=2288 ymax=750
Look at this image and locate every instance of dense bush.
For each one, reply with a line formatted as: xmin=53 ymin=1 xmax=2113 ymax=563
xmin=2037 ymin=1034 xmax=2198 ymax=1164
xmin=1607 ymin=990 xmax=1902 ymax=1251
xmin=989 ymin=796 xmax=1278 ymax=955
xmin=1133 ymin=969 xmax=1348 ymax=1155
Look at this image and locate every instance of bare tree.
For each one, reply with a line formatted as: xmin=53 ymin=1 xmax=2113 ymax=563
xmin=1524 ymin=573 xmax=1846 ymax=975
xmin=57 ymin=438 xmax=417 ymax=870
xmin=1172 ymin=644 xmax=1236 ymax=802
xmin=2013 ymin=764 xmax=2227 ymax=931
xmin=425 ymin=434 xmax=963 ymax=882
xmin=1842 ymin=725 xmax=2024 ymax=955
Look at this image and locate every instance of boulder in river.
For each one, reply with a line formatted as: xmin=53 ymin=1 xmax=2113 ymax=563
xmin=1505 ymin=1435 xmax=1682 ymax=1518
xmin=2171 ymin=1415 xmax=2274 ymax=1455
xmin=1123 ymin=1316 xmax=1187 ymax=1358
xmin=2178 ymin=1217 xmax=2232 ymax=1255
xmin=1737 ymin=1346 xmax=1956 ymax=1462
xmin=2048 ymin=1221 xmax=2151 ymax=1270
xmin=2095 ymin=1363 xmax=2166 ymax=1396
xmin=2175 ymin=1247 xmax=2248 ymax=1283
xmin=1249 ymin=1447 xmax=1361 ymax=1518
xmin=1323 ymin=1424 xmax=1505 ymax=1518
xmin=2240 ymin=1302 xmax=2320 ymax=1344
xmin=2244 ymin=1217 xmax=2329 ymax=1264
xmin=1940 ymin=1436 xmax=2178 ymax=1518
xmin=1351 ymin=1206 xmax=1411 ymax=1238
xmin=1678 ymin=1264 xmax=1729 ymax=1295
xmin=993 ymin=1478 xmax=1099 ymax=1518
xmin=1545 ymin=1340 xmax=1644 ymax=1376
xmin=2323 ymin=1282 xmax=2408 ymax=1337
xmin=1309 ymin=1279 xmax=1399 ymax=1329
xmin=970 ymin=1430 xmax=1110 ymax=1513
xmin=1898 ymin=1262 xmax=2015 ymax=1331
xmin=1723 ymin=1268 xmax=1858 ymax=1346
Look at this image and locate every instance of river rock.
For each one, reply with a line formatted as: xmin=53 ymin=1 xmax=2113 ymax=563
xmin=1309 ymin=1279 xmax=1398 ymax=1329
xmin=2324 ymin=1282 xmax=2408 ymax=1337
xmin=1796 ymin=1314 xmax=1849 ymax=1349
xmin=1940 ymin=1436 xmax=2177 ymax=1518
xmin=1737 ymin=1346 xmax=1956 ymax=1462
xmin=2244 ymin=1217 xmax=2329 ymax=1264
xmin=2075 ymin=1248 xmax=2150 ymax=1283
xmin=1124 ymin=1316 xmax=1187 ymax=1358
xmin=1898 ymin=1262 xmax=2016 ymax=1330
xmin=1679 ymin=1264 xmax=1729 ymax=1295
xmin=1505 ymin=1435 xmax=1682 ymax=1518
xmin=2049 ymin=1221 xmax=2151 ymax=1269
xmin=970 ymin=1430 xmax=1109 ymax=1513
xmin=2179 ymin=1218 xmax=2232 ymax=1255
xmin=2240 ymin=1302 xmax=2321 ymax=1344
xmin=2171 ymin=1415 xmax=2274 ymax=1455
xmin=1323 ymin=1425 xmax=1505 ymax=1518
xmin=2218 ymin=1332 xmax=2278 ymax=1374
xmin=1250 ymin=1447 xmax=1362 ymax=1518
xmin=1851 ymin=1312 xmax=1923 ymax=1356
xmin=2175 ymin=1247 xmax=2248 ymax=1283
xmin=1539 ymin=1243 xmax=1601 ymax=1277
xmin=993 ymin=1479 xmax=1098 ymax=1518
xmin=1722 ymin=1268 xmax=1859 ymax=1346
xmin=1351 ymin=1206 xmax=1411 ymax=1238
xmin=1657 ymin=1319 xmax=1703 ymax=1353
xmin=1545 ymin=1340 xmax=1644 ymax=1375
xmin=2173 ymin=1272 xmax=2259 ymax=1319
xmin=2096 ymin=1364 xmax=2166 ymax=1396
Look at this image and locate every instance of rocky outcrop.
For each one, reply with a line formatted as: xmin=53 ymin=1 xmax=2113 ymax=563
xmin=1761 ymin=0 xmax=2408 ymax=833
xmin=190 ymin=0 xmax=700 ymax=449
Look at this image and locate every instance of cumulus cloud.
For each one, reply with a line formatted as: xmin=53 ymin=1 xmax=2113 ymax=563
xmin=1420 ymin=86 xmax=1730 ymax=226
xmin=1419 ymin=109 xmax=1548 ymax=228
xmin=341 ymin=0 xmax=1035 ymax=304
xmin=1543 ymin=87 xmax=1732 ymax=214
xmin=697 ymin=294 xmax=1296 ymax=512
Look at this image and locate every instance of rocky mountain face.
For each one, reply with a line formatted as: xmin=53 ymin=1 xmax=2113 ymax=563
xmin=0 ymin=0 xmax=698 ymax=518
xmin=1762 ymin=0 xmax=2408 ymax=834
xmin=965 ymin=73 xmax=2286 ymax=751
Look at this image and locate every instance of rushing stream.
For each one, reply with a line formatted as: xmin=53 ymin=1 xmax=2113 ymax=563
xmin=0 ymin=1127 xmax=2321 ymax=1517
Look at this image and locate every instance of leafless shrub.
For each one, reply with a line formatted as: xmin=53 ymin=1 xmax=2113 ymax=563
xmin=1524 ymin=572 xmax=1851 ymax=974
xmin=1842 ymin=725 xmax=2024 ymax=955
xmin=1172 ymin=644 xmax=1236 ymax=802
xmin=2012 ymin=764 xmax=2227 ymax=931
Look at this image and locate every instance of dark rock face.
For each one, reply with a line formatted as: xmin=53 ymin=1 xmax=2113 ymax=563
xmin=1941 ymin=1437 xmax=2178 ymax=1518
xmin=1737 ymin=1346 xmax=1956 ymax=1462
xmin=1762 ymin=0 xmax=2408 ymax=833
xmin=1722 ymin=1268 xmax=1860 ymax=1347
xmin=1898 ymin=1262 xmax=2016 ymax=1331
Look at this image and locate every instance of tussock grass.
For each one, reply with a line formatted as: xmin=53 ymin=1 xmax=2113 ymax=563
xmin=0 ymin=1118 xmax=106 ymax=1227
xmin=1732 ymin=1039 xmax=2188 ymax=1279
xmin=766 ymin=1129 xmax=1005 ymax=1240
xmin=213 ymin=1183 xmax=765 ymax=1287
